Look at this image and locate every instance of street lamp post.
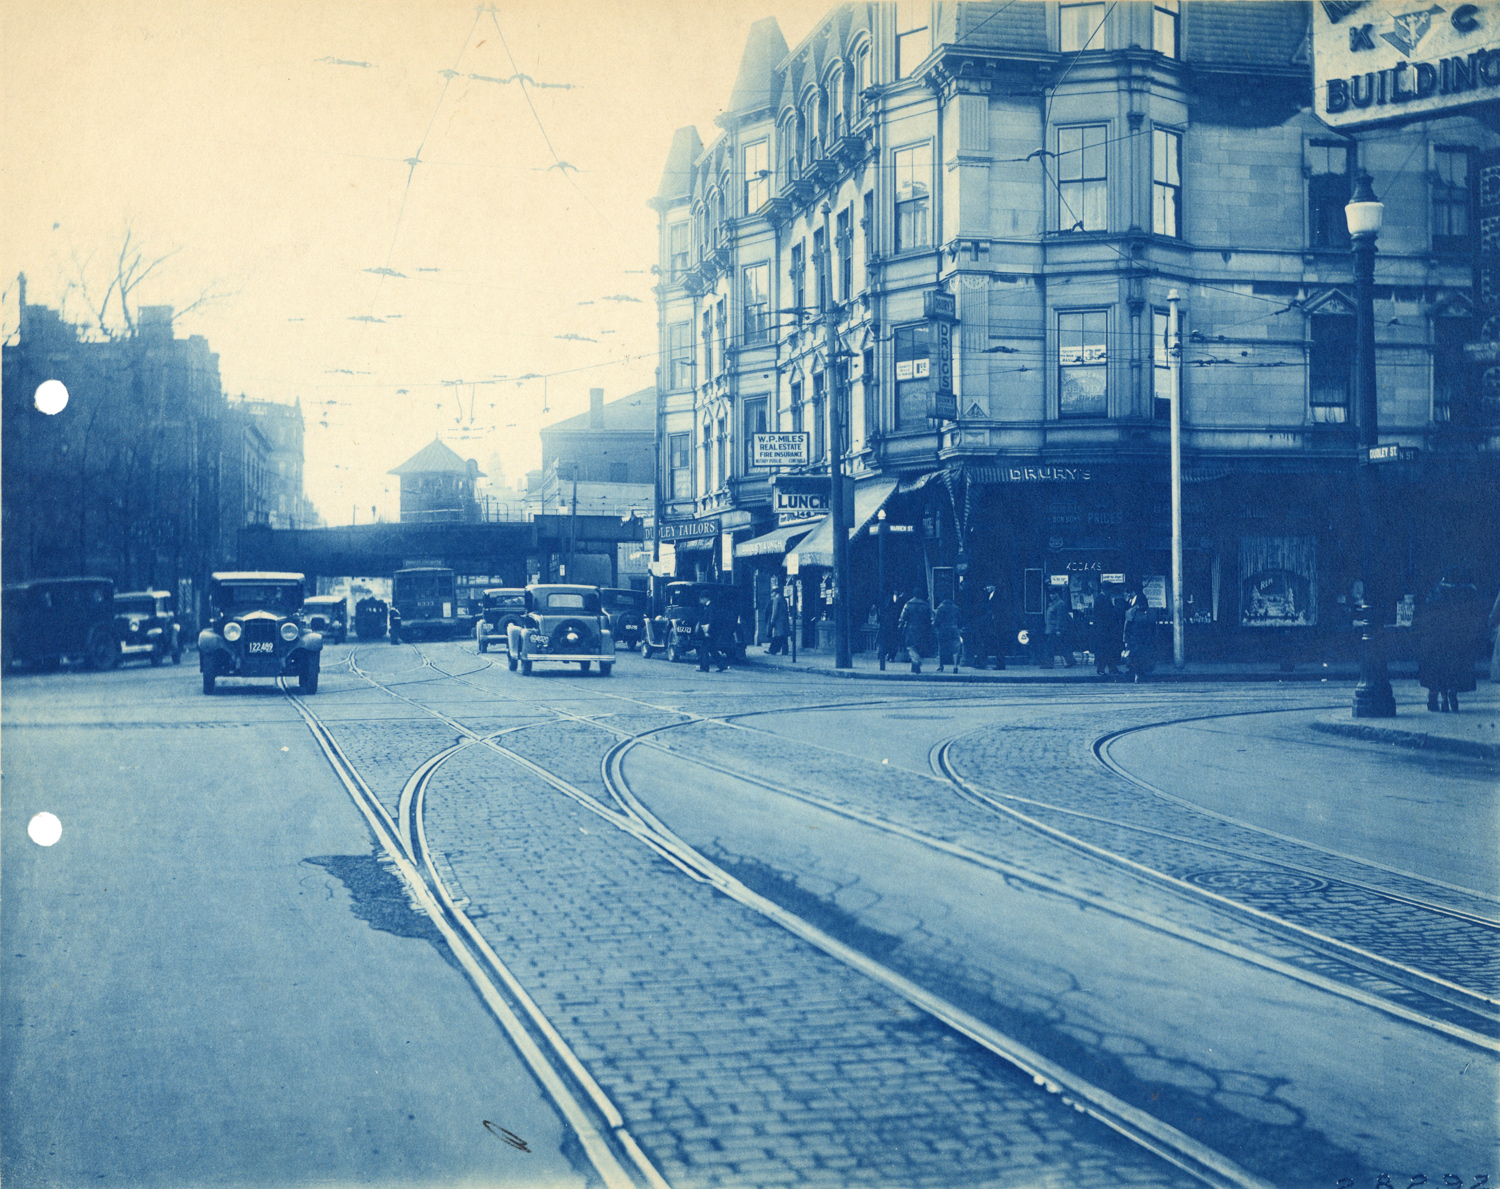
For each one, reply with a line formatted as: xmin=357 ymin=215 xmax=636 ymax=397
xmin=1346 ymin=169 xmax=1397 ymax=719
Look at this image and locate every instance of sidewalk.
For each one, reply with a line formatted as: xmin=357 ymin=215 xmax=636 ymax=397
xmin=1307 ymin=689 xmax=1500 ymax=761
xmin=740 ymin=644 xmax=1418 ymax=685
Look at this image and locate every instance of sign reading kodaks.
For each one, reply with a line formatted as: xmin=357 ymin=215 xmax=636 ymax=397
xmin=1314 ymin=0 xmax=1500 ymax=128
xmin=752 ymin=432 xmax=810 ymax=467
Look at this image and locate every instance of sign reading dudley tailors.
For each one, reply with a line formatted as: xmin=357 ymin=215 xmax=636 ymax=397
xmin=1314 ymin=0 xmax=1500 ymax=127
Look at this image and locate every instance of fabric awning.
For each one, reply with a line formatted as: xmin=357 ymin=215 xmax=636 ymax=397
xmin=735 ymin=521 xmax=816 ymax=558
xmin=789 ymin=477 xmax=899 ymax=568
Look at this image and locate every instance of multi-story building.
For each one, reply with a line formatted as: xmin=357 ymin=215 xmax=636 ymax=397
xmin=651 ymin=1 xmax=1499 ymax=657
xmin=229 ymin=397 xmax=319 ymax=529
xmin=525 ymin=387 xmax=657 ymax=520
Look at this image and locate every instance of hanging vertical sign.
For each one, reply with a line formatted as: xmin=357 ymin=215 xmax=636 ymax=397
xmin=930 ymin=318 xmax=956 ymax=421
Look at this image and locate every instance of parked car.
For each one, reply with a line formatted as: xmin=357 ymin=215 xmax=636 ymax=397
xmin=643 ymin=581 xmax=748 ymax=663
xmin=354 ymin=596 xmax=388 ymax=640
xmin=1 ymin=577 xmax=119 ymax=671
xmin=198 ymin=571 xmax=323 ymax=695
xmin=506 ymin=584 xmax=615 ymax=676
xmin=301 ymin=595 xmax=348 ymax=644
xmin=113 ymin=590 xmax=183 ymax=666
xmin=600 ymin=586 xmax=648 ymax=651
xmin=474 ymin=588 xmax=527 ymax=654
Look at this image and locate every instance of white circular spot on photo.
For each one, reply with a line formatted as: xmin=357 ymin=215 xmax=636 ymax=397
xmin=28 ymin=812 xmax=62 ymax=847
xmin=34 ymin=380 xmax=69 ymax=415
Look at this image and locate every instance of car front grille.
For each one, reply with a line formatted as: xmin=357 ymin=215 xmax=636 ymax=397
xmin=241 ymin=620 xmax=277 ymax=645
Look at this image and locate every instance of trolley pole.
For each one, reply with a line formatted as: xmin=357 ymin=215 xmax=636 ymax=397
xmin=1168 ymin=289 xmax=1184 ymax=670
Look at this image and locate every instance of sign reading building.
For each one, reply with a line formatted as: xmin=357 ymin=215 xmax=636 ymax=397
xmin=752 ymin=432 xmax=811 ymax=467
xmin=1314 ymin=0 xmax=1500 ymax=128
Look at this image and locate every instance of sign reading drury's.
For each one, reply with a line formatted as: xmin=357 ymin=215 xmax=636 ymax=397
xmin=1314 ymin=0 xmax=1500 ymax=127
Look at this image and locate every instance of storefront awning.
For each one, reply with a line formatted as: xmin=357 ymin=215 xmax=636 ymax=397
xmin=735 ymin=521 xmax=816 ymax=558
xmin=790 ymin=477 xmax=899 ymax=568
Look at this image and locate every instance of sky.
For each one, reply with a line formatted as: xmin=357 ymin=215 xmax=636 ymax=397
xmin=1 ymin=0 xmax=825 ymax=523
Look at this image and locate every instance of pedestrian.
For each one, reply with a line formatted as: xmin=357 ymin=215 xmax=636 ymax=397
xmin=982 ymin=584 xmax=1007 ymax=670
xmin=876 ymin=590 xmax=903 ymax=669
xmin=897 ymin=588 xmax=932 ymax=674
xmin=1417 ymin=568 xmax=1483 ymax=712
xmin=1122 ymin=590 xmax=1155 ymax=682
xmin=766 ymin=582 xmax=790 ymax=656
xmin=1093 ymin=592 xmax=1125 ymax=677
xmin=934 ymin=594 xmax=962 ymax=672
xmin=1043 ymin=589 xmax=1074 ymax=668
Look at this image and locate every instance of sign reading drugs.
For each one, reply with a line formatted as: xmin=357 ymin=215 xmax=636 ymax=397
xmin=752 ymin=432 xmax=810 ymax=467
xmin=1314 ymin=0 xmax=1500 ymax=128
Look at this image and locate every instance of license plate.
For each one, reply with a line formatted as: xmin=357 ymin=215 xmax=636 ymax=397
xmin=248 ymin=641 xmax=274 ymax=653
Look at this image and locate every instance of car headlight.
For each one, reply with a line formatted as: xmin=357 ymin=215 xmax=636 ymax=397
xmin=280 ymin=621 xmax=300 ymax=642
xmin=223 ymin=621 xmax=243 ymax=642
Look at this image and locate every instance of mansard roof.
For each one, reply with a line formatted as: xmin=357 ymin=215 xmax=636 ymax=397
xmin=655 ymin=125 xmax=703 ymax=203
xmin=726 ymin=17 xmax=789 ymax=117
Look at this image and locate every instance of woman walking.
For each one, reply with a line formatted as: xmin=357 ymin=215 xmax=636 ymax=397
xmin=1418 ymin=569 xmax=1483 ymax=712
xmin=898 ymin=589 xmax=933 ymax=675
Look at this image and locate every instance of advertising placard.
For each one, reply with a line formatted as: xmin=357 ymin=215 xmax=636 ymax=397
xmin=1313 ymin=0 xmax=1500 ymax=129
xmin=752 ymin=432 xmax=810 ymax=467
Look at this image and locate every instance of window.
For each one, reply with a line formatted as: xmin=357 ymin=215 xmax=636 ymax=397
xmin=744 ymin=139 xmax=770 ymax=213
xmin=804 ymin=93 xmax=823 ymax=161
xmin=1154 ymin=0 xmax=1179 ymax=58
xmin=894 ymin=143 xmax=932 ymax=251
xmin=896 ymin=0 xmax=930 ymax=78
xmin=716 ymin=298 xmax=727 ymax=373
xmin=790 ymin=240 xmax=806 ymax=312
xmin=608 ymin=462 xmax=629 ymax=483
xmin=743 ymin=263 xmax=771 ymax=343
xmin=743 ymin=397 xmax=769 ymax=468
xmin=716 ymin=417 xmax=727 ymax=486
xmin=667 ymin=322 xmax=694 ymax=389
xmin=669 ymin=433 xmax=691 ymax=499
xmin=702 ymin=422 xmax=713 ymax=492
xmin=813 ymin=227 xmax=829 ymax=309
xmin=1058 ymin=125 xmax=1107 ymax=232
xmin=1309 ymin=314 xmax=1354 ymax=421
xmin=668 ymin=222 xmax=690 ymax=278
xmin=863 ymin=347 xmax=877 ymax=434
xmin=1308 ymin=141 xmax=1351 ymax=250
xmin=862 ymin=190 xmax=875 ymax=261
xmin=828 ymin=68 xmax=846 ymax=138
xmin=790 ymin=379 xmax=804 ymax=432
xmin=778 ymin=115 xmax=798 ymax=184
xmin=1153 ymin=129 xmax=1182 ymax=238
xmin=894 ymin=323 xmax=933 ymax=428
xmin=854 ymin=44 xmax=871 ymax=113
xmin=701 ymin=309 xmax=714 ymax=381
xmin=812 ymin=371 xmax=827 ymax=461
xmin=1058 ymin=311 xmax=1108 ymax=418
xmin=1060 ymin=2 xmax=1107 ymax=52
xmin=1434 ymin=316 xmax=1477 ymax=424
xmin=1433 ymin=147 xmax=1472 ymax=254
xmin=837 ymin=206 xmax=853 ymax=301
xmin=1152 ymin=309 xmax=1179 ymax=421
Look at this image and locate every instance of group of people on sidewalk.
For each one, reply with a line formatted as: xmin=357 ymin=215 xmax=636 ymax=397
xmin=1416 ymin=568 xmax=1496 ymax=713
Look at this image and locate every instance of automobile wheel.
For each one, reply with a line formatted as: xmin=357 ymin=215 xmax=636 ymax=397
xmin=507 ymin=654 xmax=517 ymax=672
xmin=521 ymin=659 xmax=532 ymax=676
xmin=600 ymin=663 xmax=613 ymax=677
xmin=172 ymin=647 xmax=183 ymax=665
xmin=86 ymin=625 xmax=120 ymax=671
xmin=299 ymin=661 xmax=319 ymax=695
xmin=477 ymin=636 xmax=488 ymax=654
xmin=202 ymin=672 xmax=216 ymax=695
xmin=667 ymin=641 xmax=680 ymax=663
xmin=642 ymin=643 xmax=654 ymax=659
xmin=579 ymin=661 xmax=591 ymax=673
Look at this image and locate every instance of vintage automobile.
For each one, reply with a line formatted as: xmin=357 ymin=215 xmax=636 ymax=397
xmin=1 ymin=577 xmax=119 ymax=671
xmin=113 ymin=590 xmax=183 ymax=666
xmin=600 ymin=586 xmax=648 ymax=651
xmin=474 ymin=588 xmax=527 ymax=654
xmin=301 ymin=595 xmax=348 ymax=644
xmin=354 ymin=596 xmax=388 ymax=640
xmin=505 ymin=584 xmax=615 ymax=676
xmin=643 ymin=581 xmax=749 ymax=663
xmin=198 ymin=571 xmax=323 ymax=695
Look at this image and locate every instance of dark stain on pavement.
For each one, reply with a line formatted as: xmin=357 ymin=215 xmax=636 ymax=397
xmin=303 ymin=852 xmax=461 ymax=973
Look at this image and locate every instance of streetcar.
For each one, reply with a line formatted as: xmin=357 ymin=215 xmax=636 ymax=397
xmin=389 ymin=567 xmax=460 ymax=645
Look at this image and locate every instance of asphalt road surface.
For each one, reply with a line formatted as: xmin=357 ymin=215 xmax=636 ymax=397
xmin=4 ymin=639 xmax=1496 ymax=1189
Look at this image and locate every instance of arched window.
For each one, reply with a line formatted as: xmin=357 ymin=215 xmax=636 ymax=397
xmin=778 ymin=111 xmax=798 ymax=183
xmin=828 ymin=66 xmax=846 ymax=138
xmin=854 ymin=41 xmax=871 ymax=106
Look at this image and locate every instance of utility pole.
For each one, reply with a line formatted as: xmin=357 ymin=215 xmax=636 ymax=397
xmin=568 ymin=463 xmax=579 ymax=580
xmin=821 ymin=201 xmax=852 ymax=670
xmin=1168 ymin=289 xmax=1184 ymax=669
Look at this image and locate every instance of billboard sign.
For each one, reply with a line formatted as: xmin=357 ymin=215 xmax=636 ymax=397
xmin=752 ymin=432 xmax=810 ymax=467
xmin=1314 ymin=0 xmax=1500 ymax=128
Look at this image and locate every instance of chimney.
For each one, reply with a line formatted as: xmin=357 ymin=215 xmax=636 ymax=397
xmin=589 ymin=388 xmax=604 ymax=429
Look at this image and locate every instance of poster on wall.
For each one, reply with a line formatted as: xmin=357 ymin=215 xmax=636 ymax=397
xmin=1239 ymin=536 xmax=1318 ymax=627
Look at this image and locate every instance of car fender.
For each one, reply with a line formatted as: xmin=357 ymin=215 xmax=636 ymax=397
xmin=301 ymin=630 xmax=324 ymax=652
xmin=198 ymin=629 xmax=226 ymax=654
xmin=599 ymin=628 xmax=616 ymax=655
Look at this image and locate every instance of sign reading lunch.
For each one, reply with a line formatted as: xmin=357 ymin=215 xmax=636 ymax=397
xmin=1314 ymin=0 xmax=1500 ymax=128
xmin=752 ymin=432 xmax=811 ymax=468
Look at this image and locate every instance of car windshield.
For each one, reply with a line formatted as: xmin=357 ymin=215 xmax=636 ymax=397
xmin=485 ymin=593 xmax=526 ymax=609
xmin=213 ymin=584 xmax=302 ymax=614
xmin=115 ymin=598 xmax=156 ymax=616
xmin=604 ymin=591 xmax=645 ymax=610
xmin=545 ymin=593 xmax=587 ymax=610
xmin=396 ymin=574 xmax=451 ymax=600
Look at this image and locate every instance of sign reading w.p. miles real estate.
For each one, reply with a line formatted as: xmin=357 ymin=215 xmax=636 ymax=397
xmin=1314 ymin=0 xmax=1500 ymax=128
xmin=752 ymin=432 xmax=810 ymax=468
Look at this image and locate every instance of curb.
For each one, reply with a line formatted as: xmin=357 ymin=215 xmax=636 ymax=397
xmin=1307 ymin=718 xmax=1500 ymax=761
xmin=738 ymin=656 xmax=1371 ymax=685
